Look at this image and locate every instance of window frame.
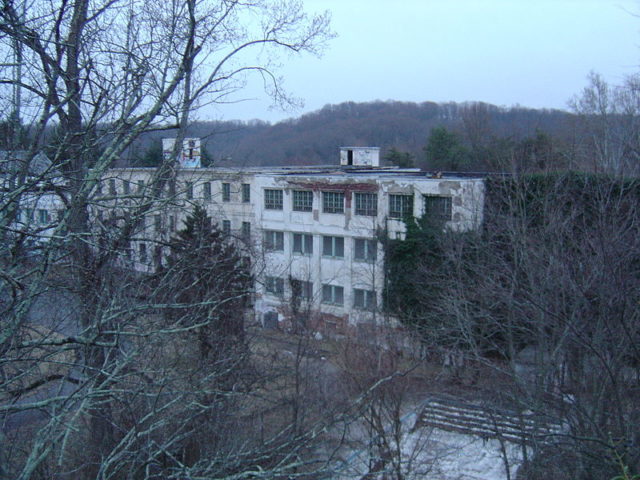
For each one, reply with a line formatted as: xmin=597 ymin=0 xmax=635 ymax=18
xmin=322 ymin=235 xmax=344 ymax=258
xmin=242 ymin=183 xmax=251 ymax=203
xmin=263 ymin=230 xmax=284 ymax=251
xmin=222 ymin=182 xmax=231 ymax=202
xmin=423 ymin=194 xmax=453 ymax=222
xmin=354 ymin=192 xmax=378 ymax=216
xmin=139 ymin=243 xmax=147 ymax=263
xmin=322 ymin=284 xmax=344 ymax=306
xmin=292 ymin=233 xmax=313 ymax=255
xmin=222 ymin=219 xmax=231 ymax=235
xmin=265 ymin=276 xmax=285 ymax=297
xmin=354 ymin=238 xmax=377 ymax=262
xmin=292 ymin=190 xmax=313 ymax=212
xmin=37 ymin=209 xmax=49 ymax=225
xmin=264 ymin=189 xmax=283 ymax=210
xmin=203 ymin=182 xmax=212 ymax=201
xmin=389 ymin=194 xmax=414 ymax=219
xmin=322 ymin=191 xmax=345 ymax=214
xmin=291 ymin=279 xmax=313 ymax=301
xmin=241 ymin=221 xmax=251 ymax=240
xmin=353 ymin=288 xmax=377 ymax=311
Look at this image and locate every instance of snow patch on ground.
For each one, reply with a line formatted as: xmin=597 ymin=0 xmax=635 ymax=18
xmin=333 ymin=414 xmax=523 ymax=480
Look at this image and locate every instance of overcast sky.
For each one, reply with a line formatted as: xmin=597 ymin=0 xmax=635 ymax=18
xmin=210 ymin=0 xmax=640 ymax=123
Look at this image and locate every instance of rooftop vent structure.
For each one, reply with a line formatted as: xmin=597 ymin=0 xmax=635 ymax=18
xmin=163 ymin=138 xmax=202 ymax=168
xmin=340 ymin=147 xmax=380 ymax=167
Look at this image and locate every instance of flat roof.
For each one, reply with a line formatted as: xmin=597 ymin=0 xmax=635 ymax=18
xmin=108 ymin=165 xmax=486 ymax=180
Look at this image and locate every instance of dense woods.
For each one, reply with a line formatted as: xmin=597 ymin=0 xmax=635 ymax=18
xmin=126 ymin=100 xmax=575 ymax=170
xmin=384 ymin=173 xmax=640 ymax=478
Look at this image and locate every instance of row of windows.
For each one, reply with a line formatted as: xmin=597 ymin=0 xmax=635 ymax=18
xmin=264 ymin=276 xmax=376 ymax=310
xmin=15 ymin=208 xmax=53 ymax=225
xmin=263 ymin=231 xmax=377 ymax=261
xmin=265 ymin=190 xmax=452 ymax=220
xmin=266 ymin=190 xmax=378 ymax=216
xmin=99 ymin=180 xmax=452 ymax=221
xmin=189 ymin=182 xmax=251 ymax=203
xmin=100 ymin=179 xmax=252 ymax=204
xmin=222 ymin=220 xmax=251 ymax=240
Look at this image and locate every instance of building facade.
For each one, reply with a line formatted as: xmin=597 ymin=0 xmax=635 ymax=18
xmin=103 ymin=146 xmax=485 ymax=334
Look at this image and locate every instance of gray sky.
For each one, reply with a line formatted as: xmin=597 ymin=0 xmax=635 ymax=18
xmin=211 ymin=0 xmax=640 ymax=123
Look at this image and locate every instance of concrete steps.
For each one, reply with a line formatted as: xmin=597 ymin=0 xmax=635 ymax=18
xmin=416 ymin=395 xmax=562 ymax=444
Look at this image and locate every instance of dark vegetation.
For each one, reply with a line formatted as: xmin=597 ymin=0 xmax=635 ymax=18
xmin=384 ymin=172 xmax=640 ymax=479
xmin=124 ymin=100 xmax=575 ymax=170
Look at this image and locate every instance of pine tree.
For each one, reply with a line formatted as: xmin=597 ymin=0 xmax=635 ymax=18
xmin=158 ymin=205 xmax=252 ymax=359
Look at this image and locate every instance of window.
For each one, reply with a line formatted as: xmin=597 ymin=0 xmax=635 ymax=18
xmin=292 ymin=233 xmax=313 ymax=255
xmin=38 ymin=209 xmax=49 ymax=224
xmin=265 ymin=276 xmax=284 ymax=297
xmin=424 ymin=195 xmax=452 ymax=222
xmin=293 ymin=190 xmax=313 ymax=212
xmin=154 ymin=214 xmax=162 ymax=233
xmin=322 ymin=236 xmax=344 ymax=258
xmin=25 ymin=208 xmax=34 ymax=222
xmin=389 ymin=194 xmax=413 ymax=219
xmin=242 ymin=221 xmax=251 ymax=240
xmin=291 ymin=279 xmax=313 ymax=300
xmin=264 ymin=189 xmax=283 ymax=210
xmin=169 ymin=215 xmax=176 ymax=232
xmin=109 ymin=178 xmax=116 ymax=195
xmin=186 ymin=182 xmax=193 ymax=200
xmin=203 ymin=182 xmax=211 ymax=201
xmin=154 ymin=246 xmax=163 ymax=268
xmin=222 ymin=219 xmax=231 ymax=234
xmin=322 ymin=191 xmax=344 ymax=214
xmin=168 ymin=180 xmax=176 ymax=197
xmin=222 ymin=182 xmax=231 ymax=202
xmin=139 ymin=243 xmax=147 ymax=263
xmin=123 ymin=180 xmax=130 ymax=195
xmin=354 ymin=238 xmax=377 ymax=262
xmin=354 ymin=288 xmax=376 ymax=310
xmin=355 ymin=192 xmax=378 ymax=216
xmin=242 ymin=183 xmax=251 ymax=203
xmin=322 ymin=284 xmax=344 ymax=306
xmin=137 ymin=180 xmax=144 ymax=193
xmin=263 ymin=230 xmax=284 ymax=251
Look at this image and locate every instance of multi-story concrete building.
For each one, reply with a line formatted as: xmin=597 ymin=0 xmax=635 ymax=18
xmin=105 ymin=145 xmax=485 ymax=335
xmin=1 ymin=150 xmax=64 ymax=245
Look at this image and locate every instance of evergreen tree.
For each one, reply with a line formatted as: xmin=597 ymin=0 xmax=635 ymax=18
xmin=384 ymin=147 xmax=415 ymax=168
xmin=424 ymin=126 xmax=470 ymax=170
xmin=157 ymin=205 xmax=252 ymax=359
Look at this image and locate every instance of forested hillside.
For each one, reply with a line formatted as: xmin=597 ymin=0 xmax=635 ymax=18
xmin=124 ymin=100 xmax=575 ymax=171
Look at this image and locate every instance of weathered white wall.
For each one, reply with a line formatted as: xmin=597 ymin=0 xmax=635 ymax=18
xmin=103 ymin=166 xmax=485 ymax=333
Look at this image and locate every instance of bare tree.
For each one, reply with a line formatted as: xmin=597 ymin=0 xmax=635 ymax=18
xmin=570 ymin=72 xmax=640 ymax=175
xmin=0 ymin=1 xmax=333 ymax=478
xmin=396 ymin=172 xmax=640 ymax=479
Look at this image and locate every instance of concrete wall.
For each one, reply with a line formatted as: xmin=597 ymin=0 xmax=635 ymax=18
xmin=101 ymin=166 xmax=485 ymax=334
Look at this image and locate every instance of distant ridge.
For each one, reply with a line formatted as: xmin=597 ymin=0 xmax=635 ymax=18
xmin=123 ymin=100 xmax=573 ymax=169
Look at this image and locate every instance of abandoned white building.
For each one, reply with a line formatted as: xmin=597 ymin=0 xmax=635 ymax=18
xmin=0 ymin=150 xmax=63 ymax=245
xmin=103 ymin=143 xmax=485 ymax=335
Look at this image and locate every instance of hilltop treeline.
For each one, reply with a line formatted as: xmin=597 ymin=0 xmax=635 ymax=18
xmin=124 ymin=100 xmax=575 ymax=170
